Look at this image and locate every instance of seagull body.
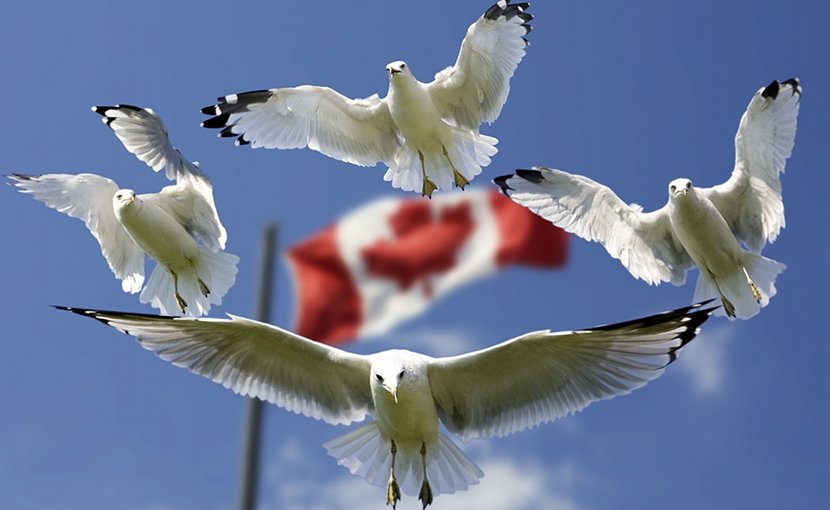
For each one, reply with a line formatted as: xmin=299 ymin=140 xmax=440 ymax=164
xmin=201 ymin=1 xmax=531 ymax=197
xmin=61 ymin=301 xmax=714 ymax=508
xmin=496 ymin=79 xmax=800 ymax=319
xmin=9 ymin=105 xmax=238 ymax=316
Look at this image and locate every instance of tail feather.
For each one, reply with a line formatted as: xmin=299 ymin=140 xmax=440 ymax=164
xmin=383 ymin=130 xmax=498 ymax=194
xmin=693 ymin=252 xmax=785 ymax=320
xmin=139 ymin=247 xmax=239 ymax=316
xmin=323 ymin=422 xmax=483 ymax=497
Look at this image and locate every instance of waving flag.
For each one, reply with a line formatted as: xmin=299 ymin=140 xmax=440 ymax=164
xmin=286 ymin=189 xmax=568 ymax=344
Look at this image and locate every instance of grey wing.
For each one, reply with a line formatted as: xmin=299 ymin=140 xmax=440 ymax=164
xmin=428 ymin=1 xmax=532 ymax=130
xmin=495 ymin=167 xmax=693 ymax=285
xmin=201 ymin=86 xmax=400 ymax=167
xmin=9 ymin=173 xmax=145 ymax=292
xmin=92 ymin=105 xmax=203 ymax=182
xmin=702 ymin=79 xmax=801 ymax=252
xmin=149 ymin=176 xmax=228 ymax=252
xmin=428 ymin=301 xmax=715 ymax=441
xmin=60 ymin=308 xmax=374 ymax=425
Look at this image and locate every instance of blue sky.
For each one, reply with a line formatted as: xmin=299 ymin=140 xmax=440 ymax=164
xmin=1 ymin=1 xmax=827 ymax=509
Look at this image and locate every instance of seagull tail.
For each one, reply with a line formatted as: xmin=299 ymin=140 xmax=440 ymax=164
xmin=383 ymin=131 xmax=498 ymax=194
xmin=692 ymin=253 xmax=785 ymax=320
xmin=323 ymin=422 xmax=483 ymax=497
xmin=139 ymin=247 xmax=239 ymax=317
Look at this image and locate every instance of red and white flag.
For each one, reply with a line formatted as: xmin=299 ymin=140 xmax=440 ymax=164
xmin=286 ymin=189 xmax=568 ymax=344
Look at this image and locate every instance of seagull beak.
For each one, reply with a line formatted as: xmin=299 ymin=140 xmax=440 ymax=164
xmin=384 ymin=385 xmax=398 ymax=403
xmin=390 ymin=68 xmax=401 ymax=75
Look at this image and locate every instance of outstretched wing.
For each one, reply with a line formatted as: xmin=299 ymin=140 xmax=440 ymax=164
xmin=9 ymin=173 xmax=145 ymax=292
xmin=495 ymin=167 xmax=693 ymax=285
xmin=428 ymin=1 xmax=532 ymax=130
xmin=59 ymin=308 xmax=374 ymax=426
xmin=428 ymin=301 xmax=715 ymax=441
xmin=702 ymin=79 xmax=801 ymax=252
xmin=201 ymin=87 xmax=400 ymax=167
xmin=92 ymin=105 xmax=204 ymax=182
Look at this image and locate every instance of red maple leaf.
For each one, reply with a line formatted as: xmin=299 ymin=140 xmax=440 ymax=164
xmin=360 ymin=200 xmax=475 ymax=297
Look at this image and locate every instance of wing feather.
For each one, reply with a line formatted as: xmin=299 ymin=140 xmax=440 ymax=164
xmin=201 ymin=87 xmax=400 ymax=167
xmin=702 ymin=78 xmax=801 ymax=252
xmin=428 ymin=302 xmax=715 ymax=440
xmin=495 ymin=167 xmax=692 ymax=285
xmin=60 ymin=308 xmax=374 ymax=426
xmin=9 ymin=173 xmax=145 ymax=292
xmin=429 ymin=1 xmax=532 ymax=129
xmin=92 ymin=105 xmax=204 ymax=182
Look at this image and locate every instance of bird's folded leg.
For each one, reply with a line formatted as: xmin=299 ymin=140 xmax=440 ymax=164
xmin=741 ymin=266 xmax=763 ymax=303
xmin=172 ymin=271 xmax=188 ymax=313
xmin=418 ymin=150 xmax=437 ymax=198
xmin=710 ymin=275 xmax=735 ymax=317
xmin=386 ymin=439 xmax=401 ymax=509
xmin=418 ymin=441 xmax=433 ymax=509
xmin=198 ymin=278 xmax=211 ymax=298
xmin=441 ymin=145 xmax=468 ymax=190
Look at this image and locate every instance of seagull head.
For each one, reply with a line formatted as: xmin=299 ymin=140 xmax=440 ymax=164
xmin=371 ymin=355 xmax=412 ymax=404
xmin=668 ymin=178 xmax=693 ymax=200
xmin=386 ymin=60 xmax=411 ymax=80
xmin=113 ymin=189 xmax=138 ymax=209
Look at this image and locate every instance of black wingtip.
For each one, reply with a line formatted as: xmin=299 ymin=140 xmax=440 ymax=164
xmin=761 ymin=80 xmax=780 ymax=99
xmin=492 ymin=174 xmax=514 ymax=194
xmin=515 ymin=168 xmax=544 ymax=183
xmin=200 ymin=105 xmax=218 ymax=115
xmin=781 ymin=77 xmax=802 ymax=97
xmin=483 ymin=1 xmax=533 ymax=35
xmin=202 ymin=113 xmax=231 ymax=129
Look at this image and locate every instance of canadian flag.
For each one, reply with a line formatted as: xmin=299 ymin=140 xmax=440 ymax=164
xmin=286 ymin=189 xmax=568 ymax=344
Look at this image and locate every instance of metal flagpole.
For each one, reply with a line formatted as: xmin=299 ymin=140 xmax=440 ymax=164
xmin=237 ymin=222 xmax=278 ymax=510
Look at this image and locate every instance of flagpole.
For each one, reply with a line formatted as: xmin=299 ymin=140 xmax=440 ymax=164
xmin=237 ymin=222 xmax=278 ymax=510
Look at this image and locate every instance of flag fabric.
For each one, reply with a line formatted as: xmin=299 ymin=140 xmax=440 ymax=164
xmin=286 ymin=189 xmax=568 ymax=344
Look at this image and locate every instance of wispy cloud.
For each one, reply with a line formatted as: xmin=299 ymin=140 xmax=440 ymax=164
xmin=676 ymin=324 xmax=735 ymax=397
xmin=263 ymin=436 xmax=587 ymax=510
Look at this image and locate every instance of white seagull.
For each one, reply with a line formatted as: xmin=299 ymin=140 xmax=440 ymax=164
xmin=9 ymin=105 xmax=239 ymax=316
xmin=495 ymin=79 xmax=801 ymax=320
xmin=59 ymin=301 xmax=715 ymax=508
xmin=201 ymin=1 xmax=532 ymax=197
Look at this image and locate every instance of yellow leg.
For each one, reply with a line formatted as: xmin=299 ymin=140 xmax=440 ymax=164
xmin=418 ymin=441 xmax=433 ymax=509
xmin=172 ymin=271 xmax=187 ymax=313
xmin=742 ymin=266 xmax=763 ymax=303
xmin=386 ymin=439 xmax=401 ymax=509
xmin=418 ymin=151 xmax=437 ymax=198
xmin=441 ymin=145 xmax=469 ymax=189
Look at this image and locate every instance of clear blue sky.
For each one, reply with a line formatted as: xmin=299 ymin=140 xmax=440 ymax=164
xmin=1 ymin=1 xmax=827 ymax=509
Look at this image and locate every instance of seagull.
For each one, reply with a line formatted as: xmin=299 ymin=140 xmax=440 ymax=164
xmin=201 ymin=1 xmax=532 ymax=197
xmin=9 ymin=105 xmax=239 ymax=316
xmin=59 ymin=301 xmax=715 ymax=508
xmin=495 ymin=79 xmax=801 ymax=320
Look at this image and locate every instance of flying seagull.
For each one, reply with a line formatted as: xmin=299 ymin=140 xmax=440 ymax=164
xmin=9 ymin=105 xmax=238 ymax=316
xmin=59 ymin=301 xmax=715 ymax=508
xmin=495 ymin=79 xmax=801 ymax=320
xmin=201 ymin=1 xmax=532 ymax=197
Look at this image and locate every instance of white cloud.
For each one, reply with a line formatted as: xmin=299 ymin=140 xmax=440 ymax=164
xmin=675 ymin=324 xmax=735 ymax=397
xmin=262 ymin=437 xmax=587 ymax=510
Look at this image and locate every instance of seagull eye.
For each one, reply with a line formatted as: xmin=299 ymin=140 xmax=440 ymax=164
xmin=398 ymin=370 xmax=405 ymax=379
xmin=670 ymin=185 xmax=676 ymax=192
xmin=376 ymin=374 xmax=384 ymax=383
xmin=401 ymin=63 xmax=406 ymax=69
xmin=686 ymin=181 xmax=692 ymax=189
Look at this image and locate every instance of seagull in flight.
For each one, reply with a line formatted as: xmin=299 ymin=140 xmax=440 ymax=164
xmin=60 ymin=301 xmax=715 ymax=508
xmin=201 ymin=1 xmax=532 ymax=197
xmin=496 ymin=79 xmax=801 ymax=319
xmin=9 ymin=105 xmax=238 ymax=316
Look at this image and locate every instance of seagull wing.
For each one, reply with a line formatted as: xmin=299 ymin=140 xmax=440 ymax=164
xmin=702 ymin=79 xmax=801 ymax=252
xmin=495 ymin=167 xmax=692 ymax=285
xmin=9 ymin=173 xmax=145 ymax=292
xmin=92 ymin=105 xmax=204 ymax=182
xmin=428 ymin=1 xmax=532 ymax=130
xmin=201 ymin=87 xmax=400 ymax=167
xmin=428 ymin=301 xmax=715 ymax=441
xmin=147 ymin=176 xmax=228 ymax=252
xmin=60 ymin=308 xmax=375 ymax=426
